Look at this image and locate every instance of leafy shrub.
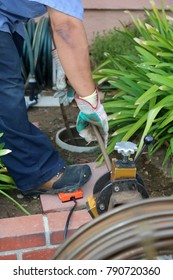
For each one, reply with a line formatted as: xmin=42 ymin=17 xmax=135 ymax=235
xmin=0 ymin=133 xmax=30 ymax=215
xmin=90 ymin=23 xmax=140 ymax=69
xmin=93 ymin=0 xmax=173 ymax=175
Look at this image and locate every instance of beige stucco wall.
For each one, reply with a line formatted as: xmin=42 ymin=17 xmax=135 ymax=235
xmin=83 ymin=0 xmax=172 ymax=43
xmin=83 ymin=10 xmax=146 ymax=44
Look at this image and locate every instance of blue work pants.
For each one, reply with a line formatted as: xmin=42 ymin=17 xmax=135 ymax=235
xmin=0 ymin=31 xmax=65 ymax=192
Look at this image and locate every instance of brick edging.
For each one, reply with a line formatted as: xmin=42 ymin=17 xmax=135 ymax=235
xmin=0 ymin=209 xmax=92 ymax=260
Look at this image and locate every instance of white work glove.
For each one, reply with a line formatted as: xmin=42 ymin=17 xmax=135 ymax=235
xmin=75 ymin=89 xmax=109 ymax=147
xmin=52 ymin=49 xmax=74 ymax=105
xmin=52 ymin=48 xmax=66 ymax=91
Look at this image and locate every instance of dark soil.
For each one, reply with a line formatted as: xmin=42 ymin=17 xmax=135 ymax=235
xmin=0 ymin=101 xmax=172 ymax=219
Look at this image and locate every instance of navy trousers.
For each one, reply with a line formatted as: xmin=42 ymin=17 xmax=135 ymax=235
xmin=0 ymin=31 xmax=65 ymax=192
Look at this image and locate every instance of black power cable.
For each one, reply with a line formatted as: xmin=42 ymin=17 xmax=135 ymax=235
xmin=63 ymin=197 xmax=77 ymax=240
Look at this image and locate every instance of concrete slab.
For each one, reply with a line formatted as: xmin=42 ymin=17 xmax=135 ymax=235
xmin=40 ymin=162 xmax=108 ymax=213
xmin=25 ymin=96 xmax=60 ymax=107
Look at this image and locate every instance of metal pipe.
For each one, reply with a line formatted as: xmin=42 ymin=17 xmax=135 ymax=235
xmin=91 ymin=124 xmax=112 ymax=172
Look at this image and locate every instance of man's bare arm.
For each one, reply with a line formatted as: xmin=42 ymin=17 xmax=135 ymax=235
xmin=48 ymin=7 xmax=95 ymax=97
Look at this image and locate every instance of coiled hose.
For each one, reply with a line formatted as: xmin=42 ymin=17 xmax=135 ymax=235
xmin=22 ymin=17 xmax=52 ymax=105
xmin=53 ymin=197 xmax=173 ymax=260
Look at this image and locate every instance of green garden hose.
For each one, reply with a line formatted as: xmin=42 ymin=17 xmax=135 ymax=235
xmin=22 ymin=17 xmax=52 ymax=93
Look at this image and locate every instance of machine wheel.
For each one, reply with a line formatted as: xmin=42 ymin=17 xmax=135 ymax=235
xmin=93 ymin=172 xmax=149 ymax=198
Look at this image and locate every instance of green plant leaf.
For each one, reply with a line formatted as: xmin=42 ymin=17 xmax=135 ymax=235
xmin=0 ymin=184 xmax=17 ymax=190
xmin=137 ymin=106 xmax=163 ymax=153
xmin=159 ymin=112 xmax=173 ymax=128
xmin=112 ymin=124 xmax=133 ymax=136
xmin=0 ymin=173 xmax=15 ymax=185
xmin=157 ymin=52 xmax=173 ymax=58
xmin=108 ymin=80 xmax=137 ymax=94
xmin=135 ymin=46 xmax=160 ymax=62
xmin=0 ymin=190 xmax=30 ymax=216
xmin=0 ymin=149 xmax=11 ymax=156
xmin=147 ymin=73 xmax=173 ymax=88
xmin=134 ymin=84 xmax=159 ymax=116
xmin=171 ymin=164 xmax=173 ymax=178
xmin=162 ymin=145 xmax=171 ymax=167
xmin=170 ymin=138 xmax=173 ymax=153
xmin=122 ymin=112 xmax=148 ymax=141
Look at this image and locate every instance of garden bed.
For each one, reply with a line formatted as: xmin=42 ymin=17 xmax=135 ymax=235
xmin=0 ymin=103 xmax=172 ymax=219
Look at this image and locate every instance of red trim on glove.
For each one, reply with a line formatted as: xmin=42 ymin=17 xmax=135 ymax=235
xmin=74 ymin=88 xmax=99 ymax=110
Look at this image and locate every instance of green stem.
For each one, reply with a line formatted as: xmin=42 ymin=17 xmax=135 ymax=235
xmin=0 ymin=190 xmax=31 ymax=216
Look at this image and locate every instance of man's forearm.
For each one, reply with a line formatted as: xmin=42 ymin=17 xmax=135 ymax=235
xmin=48 ymin=8 xmax=95 ymax=97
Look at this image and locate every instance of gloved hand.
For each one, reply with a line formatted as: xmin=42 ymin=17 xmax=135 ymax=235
xmin=52 ymin=48 xmax=75 ymax=104
xmin=52 ymin=48 xmax=66 ymax=91
xmin=75 ymin=89 xmax=109 ymax=147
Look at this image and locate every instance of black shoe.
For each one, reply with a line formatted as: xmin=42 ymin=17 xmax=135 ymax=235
xmin=23 ymin=164 xmax=92 ymax=196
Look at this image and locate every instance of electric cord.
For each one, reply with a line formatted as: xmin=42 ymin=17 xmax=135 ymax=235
xmin=63 ymin=197 xmax=77 ymax=240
